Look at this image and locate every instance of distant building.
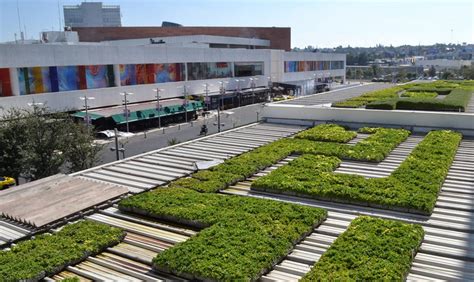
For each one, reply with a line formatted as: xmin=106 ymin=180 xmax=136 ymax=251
xmin=64 ymin=2 xmax=121 ymax=28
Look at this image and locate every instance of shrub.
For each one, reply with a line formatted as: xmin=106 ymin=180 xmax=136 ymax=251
xmin=366 ymin=99 xmax=397 ymax=110
xmin=301 ymin=216 xmax=424 ymax=281
xmin=401 ymin=91 xmax=438 ymax=98
xmin=118 ymin=188 xmax=326 ymax=281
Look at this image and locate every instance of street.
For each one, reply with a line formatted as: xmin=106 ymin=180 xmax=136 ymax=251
xmin=97 ymin=103 xmax=265 ymax=165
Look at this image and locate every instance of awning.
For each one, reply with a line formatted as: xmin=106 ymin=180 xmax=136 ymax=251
xmin=72 ymin=100 xmax=204 ymax=125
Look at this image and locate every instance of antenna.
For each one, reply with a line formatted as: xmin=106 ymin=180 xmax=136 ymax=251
xmin=16 ymin=0 xmax=23 ymax=40
xmin=57 ymin=0 xmax=62 ymax=31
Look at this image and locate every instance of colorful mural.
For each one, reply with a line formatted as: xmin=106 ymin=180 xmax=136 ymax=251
xmin=284 ymin=61 xmax=344 ymax=73
xmin=187 ymin=62 xmax=233 ymax=80
xmin=85 ymin=65 xmax=109 ymax=89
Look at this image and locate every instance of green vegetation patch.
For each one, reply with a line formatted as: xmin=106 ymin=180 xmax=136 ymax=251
xmin=252 ymin=130 xmax=461 ymax=214
xmin=169 ymin=127 xmax=409 ymax=193
xmin=118 ymin=188 xmax=326 ymax=281
xmin=301 ymin=216 xmax=424 ymax=281
xmin=0 ymin=221 xmax=125 ymax=281
xmin=334 ymin=80 xmax=473 ymax=112
xmin=401 ymin=91 xmax=438 ymax=99
xmin=295 ymin=124 xmax=357 ymax=143
xmin=332 ymin=87 xmax=402 ymax=108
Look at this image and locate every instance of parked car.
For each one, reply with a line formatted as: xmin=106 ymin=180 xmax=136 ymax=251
xmin=0 ymin=176 xmax=16 ymax=190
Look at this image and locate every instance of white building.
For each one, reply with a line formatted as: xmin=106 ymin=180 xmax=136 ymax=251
xmin=64 ymin=2 xmax=121 ymax=28
xmin=0 ymin=36 xmax=346 ymax=115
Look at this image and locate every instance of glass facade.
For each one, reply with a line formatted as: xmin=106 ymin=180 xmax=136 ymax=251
xmin=187 ymin=62 xmax=233 ymax=80
xmin=284 ymin=61 xmax=345 ymax=73
xmin=234 ymin=62 xmax=264 ymax=77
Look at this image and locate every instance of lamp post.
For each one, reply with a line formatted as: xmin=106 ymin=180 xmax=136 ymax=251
xmin=79 ymin=94 xmax=95 ymax=130
xmin=153 ymin=88 xmax=164 ymax=128
xmin=235 ymin=79 xmax=243 ymax=107
xmin=202 ymin=83 xmax=212 ymax=110
xmin=217 ymin=81 xmax=228 ymax=132
xmin=249 ymin=77 xmax=258 ymax=104
xmin=266 ymin=76 xmax=273 ymax=102
xmin=178 ymin=85 xmax=189 ymax=123
xmin=120 ymin=91 xmax=133 ymax=133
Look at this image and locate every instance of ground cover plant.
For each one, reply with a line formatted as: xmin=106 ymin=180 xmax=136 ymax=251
xmin=252 ymin=130 xmax=461 ymax=214
xmin=400 ymin=91 xmax=438 ymax=99
xmin=0 ymin=220 xmax=125 ymax=281
xmin=301 ymin=216 xmax=424 ymax=281
xmin=332 ymin=80 xmax=473 ymax=112
xmin=169 ymin=127 xmax=410 ymax=193
xmin=294 ymin=124 xmax=357 ymax=143
xmin=118 ymin=187 xmax=326 ymax=281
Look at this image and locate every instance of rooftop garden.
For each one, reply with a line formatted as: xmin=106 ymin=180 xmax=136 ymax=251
xmin=332 ymin=80 xmax=474 ymax=112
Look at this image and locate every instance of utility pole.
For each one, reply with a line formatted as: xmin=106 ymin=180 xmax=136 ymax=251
xmin=179 ymin=85 xmax=189 ymax=123
xmin=120 ymin=91 xmax=133 ymax=132
xmin=249 ymin=77 xmax=258 ymax=104
xmin=79 ymin=94 xmax=95 ymax=130
xmin=153 ymin=88 xmax=164 ymax=128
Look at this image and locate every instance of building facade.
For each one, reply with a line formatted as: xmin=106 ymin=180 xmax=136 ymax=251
xmin=64 ymin=2 xmax=121 ymax=27
xmin=0 ymin=40 xmax=345 ymax=115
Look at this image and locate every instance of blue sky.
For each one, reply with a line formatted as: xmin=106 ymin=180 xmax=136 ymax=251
xmin=1 ymin=0 xmax=472 ymax=47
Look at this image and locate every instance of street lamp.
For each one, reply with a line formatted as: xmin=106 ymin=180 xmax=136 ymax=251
xmin=266 ymin=76 xmax=274 ymax=102
xmin=202 ymin=83 xmax=213 ymax=110
xmin=235 ymin=79 xmax=244 ymax=107
xmin=177 ymin=85 xmax=189 ymax=123
xmin=79 ymin=94 xmax=95 ymax=130
xmin=216 ymin=81 xmax=228 ymax=132
xmin=119 ymin=91 xmax=134 ymax=133
xmin=153 ymin=88 xmax=164 ymax=128
xmin=249 ymin=77 xmax=258 ymax=104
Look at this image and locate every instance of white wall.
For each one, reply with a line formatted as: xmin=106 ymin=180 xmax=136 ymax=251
xmin=263 ymin=104 xmax=474 ymax=135
xmin=0 ymin=44 xmax=346 ymax=114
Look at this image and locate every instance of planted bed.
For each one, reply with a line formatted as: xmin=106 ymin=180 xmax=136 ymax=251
xmin=252 ymin=130 xmax=461 ymax=214
xmin=301 ymin=216 xmax=424 ymax=281
xmin=118 ymin=188 xmax=327 ymax=280
xmin=0 ymin=220 xmax=125 ymax=281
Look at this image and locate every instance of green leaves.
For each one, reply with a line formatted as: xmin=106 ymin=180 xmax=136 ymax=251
xmin=119 ymin=188 xmax=326 ymax=281
xmin=295 ymin=124 xmax=357 ymax=143
xmin=302 ymin=216 xmax=424 ymax=281
xmin=252 ymin=130 xmax=461 ymax=214
xmin=0 ymin=221 xmax=125 ymax=281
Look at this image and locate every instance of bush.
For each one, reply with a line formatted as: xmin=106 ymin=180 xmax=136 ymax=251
xmin=0 ymin=221 xmax=125 ymax=281
xmin=332 ymin=87 xmax=402 ymax=108
xmin=295 ymin=124 xmax=357 ymax=143
xmin=301 ymin=216 xmax=424 ymax=281
xmin=396 ymin=88 xmax=471 ymax=112
xmin=401 ymin=91 xmax=438 ymax=98
xmin=118 ymin=188 xmax=326 ymax=281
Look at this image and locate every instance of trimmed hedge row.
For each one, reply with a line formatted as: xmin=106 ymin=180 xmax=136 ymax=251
xmin=301 ymin=216 xmax=424 ymax=281
xmin=169 ymin=127 xmax=409 ymax=193
xmin=334 ymin=80 xmax=473 ymax=112
xmin=294 ymin=124 xmax=357 ymax=143
xmin=251 ymin=130 xmax=461 ymax=214
xmin=118 ymin=188 xmax=327 ymax=281
xmin=0 ymin=221 xmax=125 ymax=281
xmin=396 ymin=88 xmax=472 ymax=112
xmin=332 ymin=87 xmax=402 ymax=108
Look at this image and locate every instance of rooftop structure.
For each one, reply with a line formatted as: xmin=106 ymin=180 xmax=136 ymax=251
xmin=64 ymin=2 xmax=121 ymax=28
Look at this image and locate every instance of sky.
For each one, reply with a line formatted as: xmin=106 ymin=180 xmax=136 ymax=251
xmin=0 ymin=0 xmax=473 ymax=48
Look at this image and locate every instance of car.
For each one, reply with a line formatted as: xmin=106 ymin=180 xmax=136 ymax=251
xmin=0 ymin=176 xmax=16 ymax=190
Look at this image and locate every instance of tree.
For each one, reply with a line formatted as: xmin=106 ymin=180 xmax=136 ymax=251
xmin=441 ymin=71 xmax=455 ymax=80
xmin=371 ymin=65 xmax=381 ymax=77
xmin=0 ymin=105 xmax=103 ymax=182
xmin=428 ymin=66 xmax=437 ymax=77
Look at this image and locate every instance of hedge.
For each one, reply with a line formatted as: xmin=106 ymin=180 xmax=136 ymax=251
xmin=301 ymin=216 xmax=424 ymax=281
xmin=332 ymin=87 xmax=402 ymax=108
xmin=333 ymin=80 xmax=473 ymax=112
xmin=118 ymin=188 xmax=326 ymax=281
xmin=251 ymin=130 xmax=461 ymax=214
xmin=169 ymin=127 xmax=409 ymax=193
xmin=0 ymin=221 xmax=125 ymax=281
xmin=294 ymin=124 xmax=357 ymax=143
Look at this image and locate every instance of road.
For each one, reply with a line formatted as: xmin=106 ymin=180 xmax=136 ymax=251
xmin=97 ymin=103 xmax=265 ymax=164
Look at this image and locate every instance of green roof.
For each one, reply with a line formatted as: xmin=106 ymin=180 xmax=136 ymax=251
xmin=71 ymin=111 xmax=104 ymax=121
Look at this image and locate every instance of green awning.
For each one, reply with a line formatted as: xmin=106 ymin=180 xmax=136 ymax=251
xmin=111 ymin=101 xmax=203 ymax=124
xmin=71 ymin=111 xmax=104 ymax=120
